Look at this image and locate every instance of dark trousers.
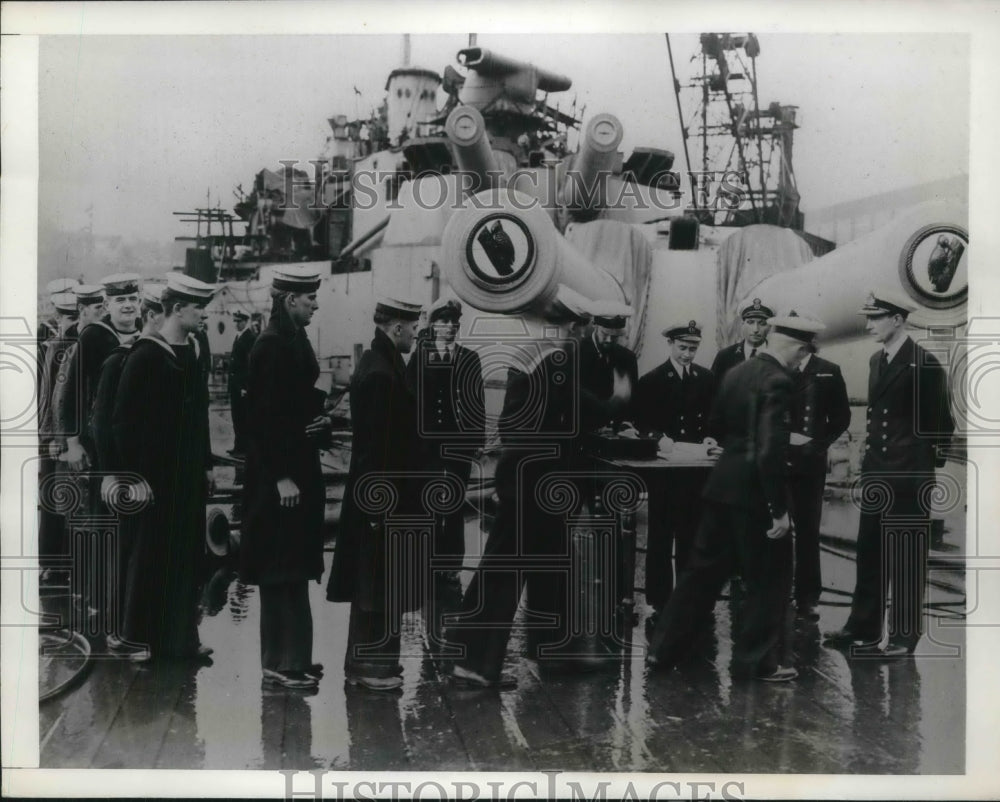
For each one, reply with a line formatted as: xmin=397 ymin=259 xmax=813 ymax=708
xmin=787 ymin=469 xmax=826 ymax=605
xmin=259 ymin=581 xmax=313 ymax=672
xmin=344 ymin=602 xmax=402 ymax=679
xmin=425 ymin=462 xmax=469 ymax=642
xmin=38 ymin=454 xmax=68 ymax=569
xmin=229 ymin=384 xmax=247 ymax=451
xmin=845 ymin=481 xmax=928 ymax=649
xmin=450 ymin=499 xmax=570 ymax=680
xmin=644 ymin=469 xmax=706 ymax=608
xmin=647 ymin=501 xmax=793 ymax=677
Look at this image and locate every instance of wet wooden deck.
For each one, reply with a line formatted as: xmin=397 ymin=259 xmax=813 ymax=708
xmin=39 ymin=496 xmax=966 ymax=774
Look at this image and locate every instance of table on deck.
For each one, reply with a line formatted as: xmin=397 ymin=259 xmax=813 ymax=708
xmin=588 ymin=454 xmax=715 ymax=622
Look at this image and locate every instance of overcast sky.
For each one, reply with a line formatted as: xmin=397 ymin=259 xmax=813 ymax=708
xmin=38 ymin=32 xmax=968 ymax=243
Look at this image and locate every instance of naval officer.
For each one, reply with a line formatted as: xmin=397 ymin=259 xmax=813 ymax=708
xmin=710 ymin=298 xmax=773 ymax=383
xmin=785 ymin=331 xmax=850 ymax=620
xmin=578 ymin=301 xmax=640 ymax=432
xmin=636 ymin=321 xmax=717 ymax=622
xmin=824 ymin=290 xmax=953 ymax=657
xmin=405 ymin=297 xmax=486 ymax=645
xmin=227 ymin=309 xmax=255 ymax=456
xmin=647 ymin=313 xmax=826 ymax=682
xmin=449 ymin=287 xmax=594 ymax=688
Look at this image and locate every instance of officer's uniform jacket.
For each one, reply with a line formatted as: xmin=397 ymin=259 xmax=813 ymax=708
xmin=862 ymin=336 xmax=953 ymax=480
xmin=703 ymin=353 xmax=792 ymax=519
xmin=787 ymin=354 xmax=851 ymax=476
xmin=577 ymin=335 xmax=640 ymax=430
xmin=637 ymin=359 xmax=716 ymax=443
xmin=710 ymin=340 xmax=757 ymax=384
xmin=405 ymin=338 xmax=486 ymax=475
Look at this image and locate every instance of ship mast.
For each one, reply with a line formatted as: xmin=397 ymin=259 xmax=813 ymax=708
xmin=673 ymin=33 xmax=801 ymax=229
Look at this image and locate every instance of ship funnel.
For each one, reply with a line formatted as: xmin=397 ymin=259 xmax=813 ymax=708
xmin=457 ymin=48 xmax=572 ymax=107
xmin=441 ymin=187 xmax=626 ymax=315
xmin=445 ymin=105 xmax=503 ymax=194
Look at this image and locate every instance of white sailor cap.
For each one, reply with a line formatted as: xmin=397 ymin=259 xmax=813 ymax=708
xmin=141 ymin=284 xmax=165 ymax=310
xmin=766 ymin=310 xmax=826 ymax=343
xmin=375 ymin=296 xmax=423 ymax=322
xmin=428 ymin=297 xmax=462 ymax=323
xmin=857 ymin=288 xmax=918 ymax=317
xmin=52 ymin=292 xmax=79 ymax=314
xmin=100 ymin=273 xmax=142 ymax=296
xmin=46 ymin=278 xmax=79 ymax=295
xmin=165 ymin=272 xmax=216 ymax=303
xmin=72 ymin=284 xmax=105 ymax=305
xmin=271 ymin=265 xmax=322 ymax=293
xmin=590 ymin=300 xmax=633 ymax=329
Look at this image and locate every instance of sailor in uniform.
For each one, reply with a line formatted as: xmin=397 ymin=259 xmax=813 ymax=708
xmin=37 ymin=286 xmax=82 ymax=581
xmin=55 ymin=274 xmax=140 ymax=626
xmin=636 ymin=321 xmax=717 ymax=625
xmin=91 ymin=286 xmax=165 ymax=646
xmin=823 ymin=290 xmax=953 ymax=657
xmin=785 ymin=324 xmax=850 ymax=621
xmin=647 ymin=313 xmax=826 ymax=682
xmin=710 ymin=298 xmax=773 ymax=383
xmin=227 ymin=309 xmax=255 ymax=456
xmin=449 ymin=287 xmax=594 ymax=688
xmin=240 ymin=266 xmax=332 ymax=688
xmin=405 ymin=297 xmax=485 ymax=645
xmin=327 ymin=296 xmax=423 ymax=692
xmin=112 ymin=273 xmax=216 ymax=662
xmin=57 ymin=274 xmax=141 ymax=474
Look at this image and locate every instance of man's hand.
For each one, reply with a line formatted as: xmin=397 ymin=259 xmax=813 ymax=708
xmin=703 ymin=436 xmax=723 ymax=460
xmin=657 ymin=435 xmax=675 ymax=453
xmin=48 ymin=440 xmax=64 ymax=460
xmin=128 ymin=479 xmax=154 ymax=506
xmin=617 ymin=423 xmax=640 ymax=439
xmin=277 ymin=477 xmax=300 ymax=508
xmin=61 ymin=439 xmax=89 ymax=472
xmin=304 ymin=415 xmax=331 ymax=440
xmin=100 ymin=475 xmax=117 ymax=506
xmin=767 ymin=512 xmax=791 ymax=539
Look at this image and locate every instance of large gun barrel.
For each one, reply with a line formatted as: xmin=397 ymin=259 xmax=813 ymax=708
xmin=457 ymin=47 xmax=572 ymax=93
xmin=445 ymin=105 xmax=503 ymax=194
xmin=749 ymin=198 xmax=968 ymax=341
xmin=561 ymin=113 xmax=624 ymax=220
xmin=441 ymin=187 xmax=626 ymax=315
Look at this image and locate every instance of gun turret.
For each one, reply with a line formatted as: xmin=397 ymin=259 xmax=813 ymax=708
xmin=748 ymin=198 xmax=967 ymax=340
xmin=441 ymin=187 xmax=626 ymax=316
xmin=457 ymin=48 xmax=572 ymax=108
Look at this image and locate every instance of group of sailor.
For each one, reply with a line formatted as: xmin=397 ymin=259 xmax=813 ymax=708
xmin=36 ymin=267 xmax=954 ymax=689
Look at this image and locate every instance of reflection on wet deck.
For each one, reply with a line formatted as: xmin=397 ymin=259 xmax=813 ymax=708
xmin=40 ymin=483 xmax=967 ymax=774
